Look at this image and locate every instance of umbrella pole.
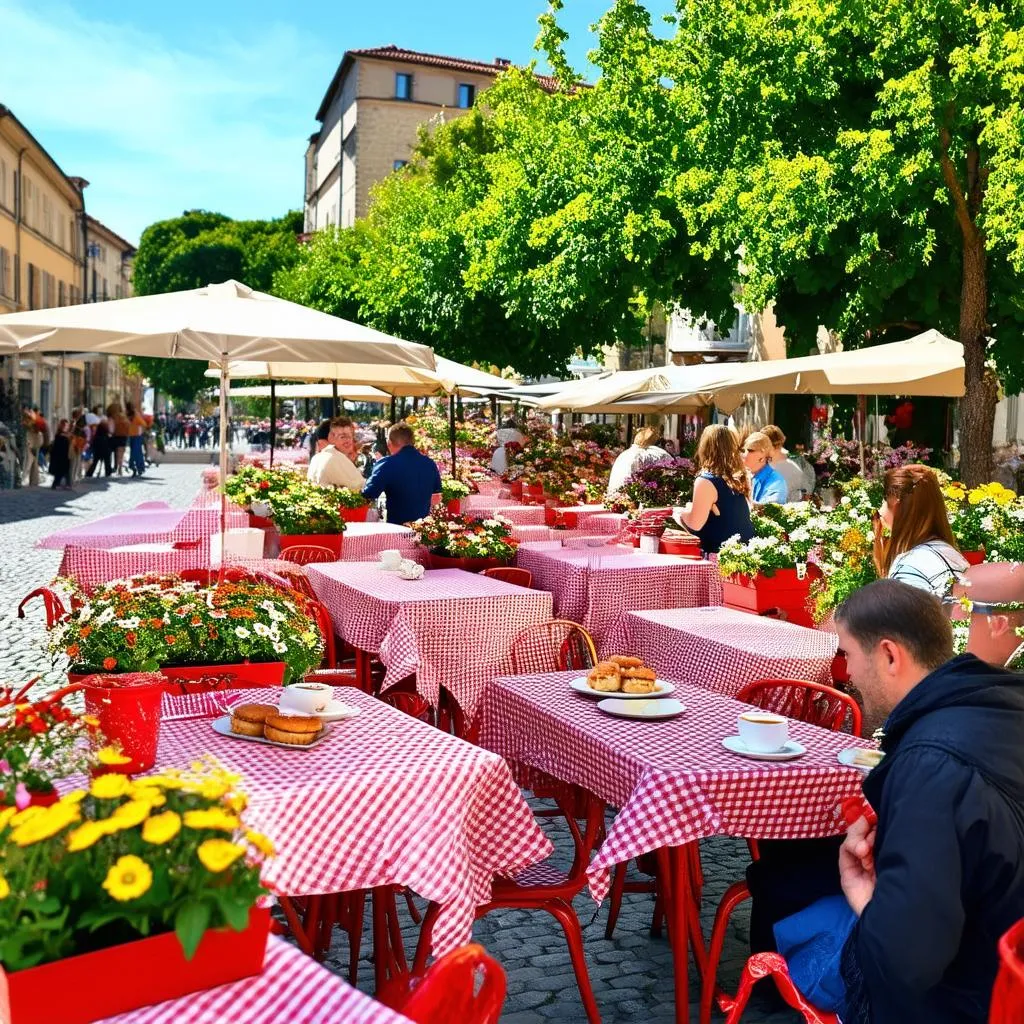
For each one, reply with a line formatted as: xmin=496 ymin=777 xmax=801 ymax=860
xmin=390 ymin=396 xmax=397 ymax=424
xmin=218 ymin=358 xmax=229 ymax=584
xmin=332 ymin=381 xmax=339 ymax=417
xmin=269 ymin=380 xmax=276 ymax=469
xmin=449 ymin=393 xmax=457 ymax=475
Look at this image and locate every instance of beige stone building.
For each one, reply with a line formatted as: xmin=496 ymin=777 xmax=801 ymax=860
xmin=305 ymin=46 xmax=556 ymax=232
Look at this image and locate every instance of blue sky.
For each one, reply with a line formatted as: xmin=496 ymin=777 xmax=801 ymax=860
xmin=0 ymin=0 xmax=669 ymax=246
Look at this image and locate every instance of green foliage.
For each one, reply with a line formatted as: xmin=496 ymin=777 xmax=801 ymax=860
xmin=120 ymin=357 xmax=211 ymax=406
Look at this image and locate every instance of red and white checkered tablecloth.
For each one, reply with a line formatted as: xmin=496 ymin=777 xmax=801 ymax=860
xmin=602 ymin=607 xmax=837 ymax=696
xmin=461 ymin=500 xmax=547 ymax=526
xmin=237 ymin=449 xmax=310 ymax=468
xmin=555 ymin=506 xmax=625 ymax=533
xmin=171 ymin=505 xmax=249 ymax=543
xmin=101 ymin=935 xmax=410 ymax=1024
xmin=59 ymin=544 xmax=211 ymax=588
xmin=510 ymin=524 xmax=554 ymax=543
xmin=38 ymin=508 xmax=190 ymax=550
xmin=153 ymin=686 xmax=552 ymax=957
xmin=465 ymin=493 xmax=524 ymax=509
xmin=341 ymin=522 xmax=418 ymax=562
xmin=514 ymin=546 xmax=719 ymax=643
xmin=306 ymin=563 xmax=553 ymax=716
xmin=479 ymin=672 xmax=869 ymax=901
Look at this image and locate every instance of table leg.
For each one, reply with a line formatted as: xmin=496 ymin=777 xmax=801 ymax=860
xmin=656 ymin=845 xmax=695 ymax=1024
xmin=354 ymin=648 xmax=374 ymax=694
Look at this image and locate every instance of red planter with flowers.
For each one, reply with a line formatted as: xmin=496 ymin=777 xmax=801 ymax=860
xmin=339 ymin=506 xmax=370 ymax=523
xmin=509 ymin=480 xmax=524 ymax=500
xmin=545 ymin=507 xmax=579 ymax=529
xmin=659 ymin=537 xmax=702 ymax=558
xmin=247 ymin=513 xmax=274 ymax=530
xmin=0 ymin=787 xmax=58 ymax=810
xmin=962 ymin=549 xmax=985 ymax=566
xmin=445 ymin=499 xmax=463 ymax=515
xmin=721 ymin=567 xmax=819 ymax=629
xmin=159 ymin=661 xmax=286 ymax=694
xmin=4 ymin=908 xmax=271 ymax=1024
xmin=278 ymin=533 xmax=343 ymax=558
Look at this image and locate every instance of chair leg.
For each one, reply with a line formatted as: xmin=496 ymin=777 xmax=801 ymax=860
xmin=722 ymin=953 xmax=839 ymax=1024
xmin=605 ymin=863 xmax=628 ymax=939
xmin=412 ymin=901 xmax=441 ymax=976
xmin=403 ymin=887 xmax=422 ymax=925
xmin=277 ymin=895 xmax=315 ymax=957
xmin=721 ymin=955 xmax=759 ymax=1024
xmin=347 ymin=891 xmax=366 ymax=985
xmin=704 ymin=881 xmax=752 ymax=1024
xmin=544 ymin=898 xmax=602 ymax=1024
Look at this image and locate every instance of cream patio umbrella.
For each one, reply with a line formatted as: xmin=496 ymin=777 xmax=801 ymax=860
xmin=0 ymin=279 xmax=437 ymax=490
xmin=213 ymin=382 xmax=391 ymax=402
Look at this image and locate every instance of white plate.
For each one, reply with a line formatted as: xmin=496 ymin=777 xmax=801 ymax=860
xmin=278 ymin=699 xmax=361 ymax=724
xmin=211 ymin=715 xmax=331 ymax=750
xmin=597 ymin=697 xmax=686 ymax=720
xmin=837 ymin=747 xmax=884 ymax=772
xmin=570 ymin=677 xmax=675 ymax=699
xmin=721 ymin=735 xmax=806 ymax=761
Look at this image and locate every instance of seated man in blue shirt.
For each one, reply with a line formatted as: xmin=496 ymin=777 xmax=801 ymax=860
xmin=362 ymin=422 xmax=442 ymax=524
xmin=742 ymin=430 xmax=789 ymax=504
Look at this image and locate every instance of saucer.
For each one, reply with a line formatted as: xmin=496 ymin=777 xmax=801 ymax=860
xmin=721 ymin=736 xmax=806 ymax=761
xmin=279 ymin=699 xmax=361 ymax=723
xmin=597 ymin=697 xmax=685 ymax=720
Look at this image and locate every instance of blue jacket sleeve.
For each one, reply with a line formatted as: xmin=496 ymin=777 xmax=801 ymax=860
xmin=765 ymin=472 xmax=788 ymax=504
xmin=431 ymin=460 xmax=442 ymax=494
xmin=362 ymin=459 xmax=388 ymax=501
xmin=844 ymin=747 xmax=970 ymax=1022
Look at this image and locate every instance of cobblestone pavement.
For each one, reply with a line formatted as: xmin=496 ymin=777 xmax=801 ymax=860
xmin=0 ymin=465 xmax=797 ymax=1023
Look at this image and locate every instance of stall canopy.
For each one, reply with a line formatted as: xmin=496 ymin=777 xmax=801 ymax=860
xmin=213 ymin=382 xmax=391 ymax=403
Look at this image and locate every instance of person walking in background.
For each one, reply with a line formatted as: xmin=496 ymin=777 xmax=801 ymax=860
xmin=85 ymin=405 xmax=112 ymax=478
xmin=742 ymin=430 xmax=789 ymax=504
xmin=33 ymin=406 xmax=50 ymax=472
xmin=125 ymin=401 xmax=146 ymax=477
xmin=48 ymin=419 xmax=72 ymax=490
xmin=69 ymin=408 xmax=88 ymax=483
xmin=362 ymin=422 xmax=442 ymax=524
xmin=109 ymin=402 xmax=129 ymax=476
xmin=21 ymin=407 xmax=41 ymax=487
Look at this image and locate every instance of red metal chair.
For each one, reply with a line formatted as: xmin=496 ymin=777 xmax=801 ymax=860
xmin=721 ymin=953 xmax=839 ymax=1024
xmin=18 ymin=587 xmax=70 ymax=628
xmin=700 ymin=678 xmax=863 ymax=1024
xmin=381 ymin=689 xmax=434 ymax=724
xmin=481 ymin=566 xmax=533 ymax=588
xmin=278 ymin=544 xmax=338 ymax=565
xmin=391 ymin=943 xmax=506 ymax=1024
xmin=992 ymin=918 xmax=1024 ymax=1022
xmin=411 ymin=787 xmax=603 ymax=1023
xmin=509 ymin=619 xmax=598 ymax=675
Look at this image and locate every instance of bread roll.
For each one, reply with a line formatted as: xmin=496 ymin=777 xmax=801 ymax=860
xmin=608 ymin=655 xmax=644 ymax=669
xmin=587 ymin=661 xmax=621 ymax=692
xmin=263 ymin=714 xmax=323 ymax=746
xmin=621 ymin=666 xmax=657 ymax=681
xmin=230 ymin=703 xmax=277 ymax=737
xmin=622 ymin=676 xmax=656 ymax=694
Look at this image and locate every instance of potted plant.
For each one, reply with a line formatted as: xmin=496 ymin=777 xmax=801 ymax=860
xmin=0 ymin=758 xmax=274 ymax=1024
xmin=50 ymin=575 xmax=324 ymax=688
xmin=441 ymin=478 xmax=472 ymax=514
xmin=336 ymin=487 xmax=371 ymax=523
xmin=222 ymin=466 xmax=300 ymax=527
xmin=944 ymin=480 xmax=1019 ymax=564
xmin=271 ymin=489 xmax=347 ymax=558
xmin=411 ymin=508 xmax=518 ymax=572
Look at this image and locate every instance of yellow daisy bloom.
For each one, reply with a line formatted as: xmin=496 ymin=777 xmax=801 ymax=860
xmin=102 ymin=855 xmax=153 ymax=902
xmin=9 ymin=805 xmax=44 ymax=828
xmin=11 ymin=804 xmax=79 ymax=847
xmin=61 ymin=789 xmax=88 ymax=805
xmin=109 ymin=799 xmax=152 ymax=830
xmin=0 ymin=806 xmax=17 ymax=831
xmin=142 ymin=810 xmax=182 ymax=845
xmin=183 ymin=808 xmax=241 ymax=833
xmin=197 ymin=838 xmax=246 ymax=873
xmin=96 ymin=746 xmax=133 ymax=766
xmin=0 ymin=873 xmax=9 ymax=899
xmin=67 ymin=820 xmax=108 ymax=852
xmin=245 ymin=829 xmax=275 ymax=858
xmin=90 ymin=774 xmax=131 ymax=800
xmin=225 ymin=793 xmax=248 ymax=814
xmin=82 ymin=714 xmax=100 ymax=727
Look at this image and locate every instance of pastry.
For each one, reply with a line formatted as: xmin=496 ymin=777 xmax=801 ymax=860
xmin=587 ymin=661 xmax=622 ymax=692
xmin=608 ymin=655 xmax=644 ymax=669
xmin=622 ymin=675 xmax=657 ymax=695
xmin=851 ymin=749 xmax=884 ymax=769
xmin=263 ymin=714 xmax=323 ymax=746
xmin=230 ymin=703 xmax=277 ymax=737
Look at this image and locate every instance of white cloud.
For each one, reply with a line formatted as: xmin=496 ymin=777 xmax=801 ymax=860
xmin=0 ymin=1 xmax=334 ymax=243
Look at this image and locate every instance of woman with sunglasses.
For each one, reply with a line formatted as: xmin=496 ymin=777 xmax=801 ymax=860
xmin=742 ymin=430 xmax=788 ymax=504
xmin=874 ymin=464 xmax=968 ymax=597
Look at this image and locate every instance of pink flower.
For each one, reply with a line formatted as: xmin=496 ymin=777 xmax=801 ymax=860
xmin=0 ymin=759 xmax=9 ymax=774
xmin=15 ymin=782 xmax=30 ymax=810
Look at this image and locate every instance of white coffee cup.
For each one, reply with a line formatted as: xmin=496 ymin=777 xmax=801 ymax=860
xmin=737 ymin=711 xmax=789 ymax=753
xmin=379 ymin=548 xmax=402 ymax=569
xmin=280 ymin=682 xmax=332 ymax=714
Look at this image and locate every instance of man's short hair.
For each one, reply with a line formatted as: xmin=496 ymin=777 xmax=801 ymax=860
xmin=762 ymin=424 xmax=786 ymax=448
xmin=835 ymin=579 xmax=953 ymax=671
xmin=388 ymin=422 xmax=415 ymax=447
xmin=315 ymin=419 xmax=331 ymax=442
xmin=329 ymin=416 xmax=354 ymax=432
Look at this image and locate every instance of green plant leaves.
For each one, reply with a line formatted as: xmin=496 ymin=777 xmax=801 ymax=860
xmin=174 ymin=901 xmax=212 ymax=961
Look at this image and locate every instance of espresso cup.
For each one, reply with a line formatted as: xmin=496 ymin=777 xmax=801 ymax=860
xmin=737 ymin=711 xmax=789 ymax=753
xmin=379 ymin=548 xmax=402 ymax=569
xmin=280 ymin=682 xmax=332 ymax=714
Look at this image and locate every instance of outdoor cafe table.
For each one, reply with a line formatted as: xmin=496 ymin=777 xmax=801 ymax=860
xmin=102 ymin=935 xmax=412 ymax=1024
xmin=154 ymin=686 xmax=553 ymax=958
xmin=479 ymin=671 xmax=870 ymax=1021
xmin=460 ymin=498 xmax=548 ymax=525
xmin=514 ymin=544 xmax=719 ymax=644
xmin=340 ymin=521 xmax=418 ymax=562
xmin=602 ymin=606 xmax=839 ymax=696
xmin=37 ymin=505 xmax=248 ymax=550
xmin=305 ymin=563 xmax=553 ymax=719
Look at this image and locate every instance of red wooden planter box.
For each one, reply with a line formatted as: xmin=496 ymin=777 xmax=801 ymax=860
xmin=659 ymin=537 xmax=702 ymax=557
xmin=4 ymin=907 xmax=270 ymax=1024
xmin=69 ymin=662 xmax=286 ymax=695
xmin=340 ymin=506 xmax=370 ymax=523
xmin=545 ymin=507 xmax=579 ymax=529
xmin=247 ymin=513 xmax=274 ymax=530
xmin=721 ymin=568 xmax=817 ymax=627
xmin=509 ymin=480 xmax=524 ymax=500
xmin=278 ymin=533 xmax=344 ymax=558
xmin=962 ymin=548 xmax=985 ymax=566
xmin=425 ymin=553 xmax=506 ymax=573
xmin=445 ymin=498 xmax=463 ymax=515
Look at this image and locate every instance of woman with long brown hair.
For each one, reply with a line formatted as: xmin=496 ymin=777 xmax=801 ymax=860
xmin=675 ymin=424 xmax=753 ymax=554
xmin=874 ymin=464 xmax=968 ymax=596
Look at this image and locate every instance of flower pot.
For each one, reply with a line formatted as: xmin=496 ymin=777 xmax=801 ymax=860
xmin=659 ymin=537 xmax=702 ymax=557
xmin=545 ymin=507 xmax=578 ymax=529
xmin=425 ymin=552 xmax=506 ymax=573
xmin=526 ymin=483 xmax=544 ymax=498
xmin=82 ymin=675 xmax=164 ymax=774
xmin=159 ymin=661 xmax=287 ymax=694
xmin=278 ymin=533 xmax=344 ymax=558
xmin=340 ymin=505 xmax=370 ymax=523
xmin=247 ymin=513 xmax=274 ymax=530
xmin=509 ymin=480 xmax=524 ymax=500
xmin=962 ymin=548 xmax=985 ymax=566
xmin=722 ymin=568 xmax=819 ymax=628
xmin=4 ymin=907 xmax=270 ymax=1024
xmin=445 ymin=498 xmax=463 ymax=515
xmin=0 ymin=787 xmax=58 ymax=810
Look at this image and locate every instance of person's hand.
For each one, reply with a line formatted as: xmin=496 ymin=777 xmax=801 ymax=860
xmin=839 ymin=814 xmax=877 ymax=916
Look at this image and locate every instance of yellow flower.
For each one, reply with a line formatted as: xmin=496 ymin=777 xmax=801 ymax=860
xmin=0 ymin=806 xmax=17 ymax=831
xmin=137 ymin=774 xmax=184 ymax=791
xmin=67 ymin=820 xmax=108 ymax=852
xmin=61 ymin=789 xmax=88 ymax=805
xmin=183 ymin=808 xmax=241 ymax=833
xmin=9 ymin=806 xmax=44 ymax=828
xmin=102 ymin=855 xmax=153 ymax=902
xmin=82 ymin=715 xmax=100 ymax=727
xmin=142 ymin=810 xmax=181 ymax=845
xmin=225 ymin=792 xmax=248 ymax=814
xmin=108 ymin=799 xmax=152 ymax=830
xmin=0 ymin=874 xmax=8 ymax=899
xmin=11 ymin=804 xmax=79 ymax=847
xmin=245 ymin=829 xmax=275 ymax=857
xmin=90 ymin=774 xmax=131 ymax=800
xmin=96 ymin=746 xmax=133 ymax=766
xmin=197 ymin=838 xmax=246 ymax=873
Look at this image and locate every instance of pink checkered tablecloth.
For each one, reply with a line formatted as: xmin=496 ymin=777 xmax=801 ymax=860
xmin=238 ymin=449 xmax=310 ymax=468
xmin=101 ymin=936 xmax=410 ymax=1024
xmin=555 ymin=506 xmax=625 ymax=533
xmin=38 ymin=508 xmax=189 ymax=550
xmin=511 ymin=524 xmax=555 ymax=543
xmin=515 ymin=546 xmax=719 ymax=642
xmin=306 ymin=563 xmax=553 ymax=716
xmin=341 ymin=522 xmax=418 ymax=562
xmin=170 ymin=505 xmax=249 ymax=543
xmin=154 ymin=686 xmax=552 ymax=956
xmin=461 ymin=500 xmax=547 ymax=526
xmin=479 ymin=672 xmax=869 ymax=901
xmin=464 ymin=493 xmax=525 ymax=510
xmin=602 ymin=607 xmax=837 ymax=695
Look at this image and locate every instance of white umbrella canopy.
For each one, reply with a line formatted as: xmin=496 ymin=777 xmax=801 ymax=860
xmin=213 ymin=382 xmax=391 ymax=402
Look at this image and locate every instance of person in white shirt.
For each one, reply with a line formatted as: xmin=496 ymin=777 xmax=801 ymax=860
xmin=606 ymin=426 xmax=670 ymax=498
xmin=491 ymin=418 xmax=527 ymax=476
xmin=874 ymin=464 xmax=968 ymax=598
xmin=762 ymin=424 xmax=816 ymax=502
xmin=306 ymin=416 xmax=365 ymax=490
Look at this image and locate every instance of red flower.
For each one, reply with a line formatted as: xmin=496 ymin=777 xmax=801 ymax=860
xmin=258 ymin=481 xmax=270 ymax=490
xmin=125 ymin=632 xmax=137 ymax=647
xmin=150 ymin=618 xmax=164 ymax=629
xmin=67 ymin=643 xmax=81 ymax=659
xmin=80 ymin=625 xmax=92 ymax=639
xmin=103 ymin=657 xmax=117 ymax=670
xmin=29 ymin=717 xmax=47 ymax=735
xmin=165 ymin=635 xmax=177 ymax=645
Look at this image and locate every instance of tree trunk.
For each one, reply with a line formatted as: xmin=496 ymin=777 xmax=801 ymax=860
xmin=958 ymin=234 xmax=996 ymax=486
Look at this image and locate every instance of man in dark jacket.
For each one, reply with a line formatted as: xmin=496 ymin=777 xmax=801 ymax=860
xmin=834 ymin=579 xmax=1024 ymax=1023
xmin=362 ymin=421 xmax=441 ymax=525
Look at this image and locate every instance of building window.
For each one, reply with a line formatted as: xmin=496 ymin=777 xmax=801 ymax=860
xmin=457 ymin=83 xmax=475 ymax=108
xmin=395 ymin=72 xmax=413 ymax=100
xmin=0 ymin=247 xmax=9 ymax=298
xmin=393 ymin=159 xmax=408 ymax=171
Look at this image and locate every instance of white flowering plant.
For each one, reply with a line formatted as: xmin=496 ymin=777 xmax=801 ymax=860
xmin=410 ymin=509 xmax=518 ymax=560
xmin=49 ymin=575 xmax=324 ymax=683
xmin=716 ymin=530 xmax=816 ymax=579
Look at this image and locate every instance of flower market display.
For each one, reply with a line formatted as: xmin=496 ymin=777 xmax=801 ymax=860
xmin=410 ymin=507 xmax=518 ymax=569
xmin=503 ymin=429 xmax=617 ymax=503
xmin=50 ymin=575 xmax=324 ymax=684
xmin=441 ymin=477 xmax=472 ymax=505
xmin=943 ymin=480 xmax=1024 ymax=561
xmin=606 ymin=456 xmax=696 ymax=514
xmin=221 ymin=465 xmax=304 ymax=512
xmin=407 ymin=410 xmax=496 ymax=484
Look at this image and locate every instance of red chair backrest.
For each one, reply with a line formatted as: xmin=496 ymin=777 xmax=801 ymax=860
xmin=18 ymin=588 xmax=69 ymax=629
xmin=510 ymin=619 xmax=598 ymax=675
xmin=381 ymin=690 xmax=434 ymax=723
xmin=400 ymin=943 xmax=506 ymax=1024
xmin=482 ymin=566 xmax=533 ymax=588
xmin=992 ymin=918 xmax=1024 ymax=1022
xmin=278 ymin=544 xmax=338 ymax=565
xmin=736 ymin=678 xmax=863 ymax=736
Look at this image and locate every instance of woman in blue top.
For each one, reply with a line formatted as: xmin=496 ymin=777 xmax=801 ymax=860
xmin=675 ymin=425 xmax=754 ymax=554
xmin=742 ymin=430 xmax=789 ymax=505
